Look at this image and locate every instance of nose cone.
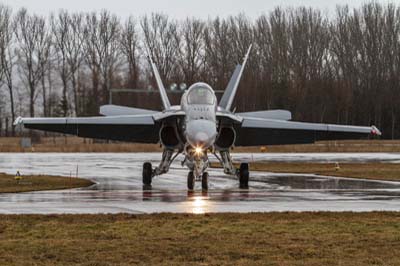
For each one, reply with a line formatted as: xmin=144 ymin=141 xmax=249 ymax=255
xmin=186 ymin=120 xmax=217 ymax=149
xmin=194 ymin=132 xmax=209 ymax=144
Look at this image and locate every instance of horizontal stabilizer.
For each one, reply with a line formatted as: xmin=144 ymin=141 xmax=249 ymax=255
xmin=238 ymin=110 xmax=292 ymax=121
xmin=100 ymin=105 xmax=157 ymax=116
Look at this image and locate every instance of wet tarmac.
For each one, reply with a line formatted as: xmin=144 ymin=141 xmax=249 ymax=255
xmin=0 ymin=153 xmax=400 ymax=214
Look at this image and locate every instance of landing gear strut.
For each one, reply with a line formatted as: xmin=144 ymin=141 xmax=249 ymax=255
xmin=238 ymin=163 xmax=249 ymax=189
xmin=142 ymin=149 xmax=181 ymax=186
xmin=215 ymin=151 xmax=250 ymax=189
xmin=218 ymin=150 xmax=236 ymax=175
xmin=143 ymin=162 xmax=153 ymax=186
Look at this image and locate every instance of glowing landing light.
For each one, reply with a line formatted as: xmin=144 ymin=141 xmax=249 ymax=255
xmin=195 ymin=146 xmax=203 ymax=156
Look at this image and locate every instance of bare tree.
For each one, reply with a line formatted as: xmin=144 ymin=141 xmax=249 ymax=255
xmin=14 ymin=8 xmax=50 ymax=117
xmin=227 ymin=14 xmax=254 ymax=111
xmin=51 ymin=10 xmax=71 ymax=116
xmin=83 ymin=11 xmax=121 ymax=113
xmin=141 ymin=13 xmax=180 ymax=85
xmin=39 ymin=26 xmax=52 ymax=117
xmin=255 ymin=9 xmax=290 ymax=110
xmin=0 ymin=5 xmax=16 ymax=134
xmin=203 ymin=17 xmax=234 ymax=92
xmin=83 ymin=12 xmax=102 ymax=114
xmin=288 ymin=7 xmax=330 ymax=121
xmin=98 ymin=11 xmax=121 ymax=103
xmin=120 ymin=16 xmax=140 ymax=89
xmin=66 ymin=13 xmax=84 ymax=115
xmin=178 ymin=18 xmax=205 ymax=86
xmin=381 ymin=4 xmax=400 ymax=139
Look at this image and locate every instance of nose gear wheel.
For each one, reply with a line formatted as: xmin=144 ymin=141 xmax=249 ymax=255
xmin=187 ymin=171 xmax=195 ymax=190
xmin=201 ymin=172 xmax=209 ymax=190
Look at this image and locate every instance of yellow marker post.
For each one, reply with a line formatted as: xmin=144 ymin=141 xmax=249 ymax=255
xmin=335 ymin=162 xmax=341 ymax=171
xmin=15 ymin=171 xmax=22 ymax=184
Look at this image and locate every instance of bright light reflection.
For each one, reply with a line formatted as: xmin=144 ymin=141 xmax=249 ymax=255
xmin=194 ymin=146 xmax=203 ymax=156
xmin=192 ymin=196 xmax=207 ymax=214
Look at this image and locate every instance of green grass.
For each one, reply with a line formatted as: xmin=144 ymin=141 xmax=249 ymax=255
xmin=212 ymin=162 xmax=400 ymax=182
xmin=0 ymin=173 xmax=94 ymax=193
xmin=0 ymin=213 xmax=399 ymax=265
xmin=248 ymin=162 xmax=400 ymax=182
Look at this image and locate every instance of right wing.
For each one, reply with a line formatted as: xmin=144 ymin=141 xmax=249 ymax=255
xmin=14 ymin=115 xmax=160 ymax=143
xmin=100 ymin=105 xmax=157 ymax=116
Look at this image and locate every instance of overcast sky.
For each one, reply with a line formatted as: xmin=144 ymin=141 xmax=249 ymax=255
xmin=1 ymin=0 xmax=397 ymax=19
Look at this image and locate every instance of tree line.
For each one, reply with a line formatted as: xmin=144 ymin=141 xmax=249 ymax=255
xmin=0 ymin=2 xmax=399 ymax=138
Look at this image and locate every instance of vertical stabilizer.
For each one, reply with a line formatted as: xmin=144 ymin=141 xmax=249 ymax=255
xmin=146 ymin=47 xmax=171 ymax=110
xmin=219 ymin=45 xmax=252 ymax=111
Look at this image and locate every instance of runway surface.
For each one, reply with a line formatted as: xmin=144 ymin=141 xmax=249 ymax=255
xmin=1 ymin=153 xmax=400 ymax=214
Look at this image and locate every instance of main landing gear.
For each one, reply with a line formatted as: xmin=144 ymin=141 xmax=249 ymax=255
xmin=238 ymin=163 xmax=249 ymax=189
xmin=187 ymin=171 xmax=208 ymax=191
xmin=142 ymin=149 xmax=179 ymax=187
xmin=142 ymin=149 xmax=249 ymax=190
xmin=142 ymin=162 xmax=153 ymax=186
xmin=216 ymin=151 xmax=249 ymax=189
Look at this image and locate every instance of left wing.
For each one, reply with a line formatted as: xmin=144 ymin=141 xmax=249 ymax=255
xmin=14 ymin=115 xmax=161 ymax=143
xmin=237 ymin=110 xmax=292 ymax=121
xmin=234 ymin=117 xmax=381 ymax=146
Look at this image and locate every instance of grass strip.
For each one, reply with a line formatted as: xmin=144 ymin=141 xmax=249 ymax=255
xmin=0 ymin=173 xmax=94 ymax=193
xmin=212 ymin=162 xmax=400 ymax=182
xmin=0 ymin=212 xmax=399 ymax=266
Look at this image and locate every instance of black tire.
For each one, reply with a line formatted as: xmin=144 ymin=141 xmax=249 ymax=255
xmin=187 ymin=171 xmax=195 ymax=190
xmin=239 ymin=163 xmax=249 ymax=189
xmin=202 ymin=172 xmax=209 ymax=191
xmin=143 ymin=162 xmax=153 ymax=185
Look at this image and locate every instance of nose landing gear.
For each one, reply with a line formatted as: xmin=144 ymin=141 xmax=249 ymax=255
xmin=187 ymin=171 xmax=209 ymax=191
xmin=187 ymin=171 xmax=195 ymax=190
xmin=201 ymin=172 xmax=208 ymax=190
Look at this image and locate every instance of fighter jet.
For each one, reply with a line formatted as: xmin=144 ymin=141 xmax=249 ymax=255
xmin=14 ymin=45 xmax=381 ymax=190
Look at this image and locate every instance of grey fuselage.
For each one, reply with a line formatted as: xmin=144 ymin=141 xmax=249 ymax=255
xmin=181 ymin=82 xmax=218 ymax=153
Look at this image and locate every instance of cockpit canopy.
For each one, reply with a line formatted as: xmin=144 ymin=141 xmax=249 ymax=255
xmin=187 ymin=83 xmax=215 ymax=105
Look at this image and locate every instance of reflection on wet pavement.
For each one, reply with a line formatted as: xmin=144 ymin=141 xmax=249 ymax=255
xmin=259 ymin=174 xmax=399 ymax=190
xmin=0 ymin=153 xmax=400 ymax=213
